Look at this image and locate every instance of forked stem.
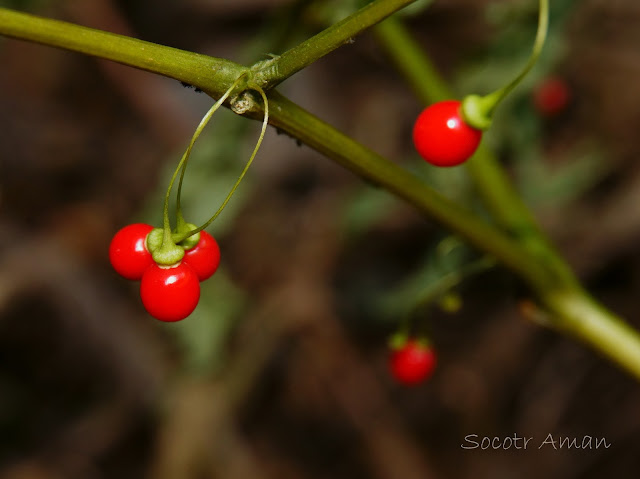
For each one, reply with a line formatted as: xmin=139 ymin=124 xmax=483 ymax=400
xmin=172 ymin=85 xmax=270 ymax=244
xmin=172 ymin=73 xmax=249 ymax=236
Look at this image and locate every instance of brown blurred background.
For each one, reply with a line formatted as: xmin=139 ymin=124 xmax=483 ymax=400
xmin=2 ymin=0 xmax=640 ymax=478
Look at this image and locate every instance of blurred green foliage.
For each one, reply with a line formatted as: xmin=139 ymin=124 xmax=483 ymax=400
xmin=173 ymin=271 xmax=248 ymax=376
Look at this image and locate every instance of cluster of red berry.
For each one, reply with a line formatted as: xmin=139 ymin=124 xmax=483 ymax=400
xmin=107 ymin=75 xmax=267 ymax=323
xmin=109 ymin=223 xmax=220 ymax=322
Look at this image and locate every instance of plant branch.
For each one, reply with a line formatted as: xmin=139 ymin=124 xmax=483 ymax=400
xmin=263 ymin=91 xmax=550 ymax=288
xmin=539 ymin=288 xmax=640 ymax=379
xmin=250 ymin=0 xmax=417 ymax=90
xmin=0 ymin=7 xmax=246 ymax=98
xmin=2 ymin=7 xmax=640 ymax=380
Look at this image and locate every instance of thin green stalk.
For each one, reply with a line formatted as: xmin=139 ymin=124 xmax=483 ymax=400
xmin=462 ymin=0 xmax=549 ymax=127
xmin=483 ymin=0 xmax=548 ymax=115
xmin=251 ymin=0 xmax=417 ymax=89
xmin=172 ymin=93 xmax=233 ymax=231
xmin=0 ymin=8 xmax=534 ymax=276
xmin=173 ymin=86 xmax=270 ymax=244
xmin=174 ymin=73 xmax=249 ymax=236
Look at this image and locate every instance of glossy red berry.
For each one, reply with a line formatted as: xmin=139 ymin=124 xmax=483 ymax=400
xmin=412 ymin=100 xmax=482 ymax=167
xmin=182 ymin=231 xmax=221 ymax=281
xmin=533 ymin=77 xmax=570 ymax=117
xmin=109 ymin=223 xmax=154 ymax=280
xmin=140 ymin=262 xmax=200 ymax=322
xmin=390 ymin=340 xmax=437 ymax=386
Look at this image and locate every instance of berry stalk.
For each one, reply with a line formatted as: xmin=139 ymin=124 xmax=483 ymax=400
xmin=171 ymin=85 xmax=270 ymax=244
xmin=172 ymin=73 xmax=249 ymax=242
xmin=461 ymin=0 xmax=549 ymax=129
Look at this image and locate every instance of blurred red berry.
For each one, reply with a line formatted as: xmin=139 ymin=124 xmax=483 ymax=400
xmin=533 ymin=77 xmax=570 ymax=117
xmin=390 ymin=340 xmax=437 ymax=386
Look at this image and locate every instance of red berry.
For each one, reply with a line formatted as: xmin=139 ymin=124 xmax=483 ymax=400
xmin=412 ymin=100 xmax=482 ymax=167
xmin=390 ymin=340 xmax=437 ymax=386
xmin=182 ymin=231 xmax=221 ymax=281
xmin=109 ymin=223 xmax=154 ymax=280
xmin=533 ymin=77 xmax=570 ymax=117
xmin=140 ymin=262 xmax=200 ymax=322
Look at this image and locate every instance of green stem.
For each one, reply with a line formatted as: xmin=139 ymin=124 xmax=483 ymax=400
xmin=372 ymin=16 xmax=447 ymax=106
xmin=461 ymin=0 xmax=549 ymax=129
xmin=174 ymin=73 xmax=249 ymax=238
xmin=416 ymin=257 xmax=497 ymax=311
xmin=0 ymin=8 xmax=246 ymax=98
xmin=172 ymin=86 xmax=270 ymax=244
xmin=485 ymin=0 xmax=549 ymax=115
xmin=543 ymin=289 xmax=640 ymax=379
xmin=250 ymin=0 xmax=417 ymax=89
xmin=265 ymin=92 xmax=550 ymax=290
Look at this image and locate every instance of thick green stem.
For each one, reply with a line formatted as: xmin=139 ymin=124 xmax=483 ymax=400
xmin=0 ymin=7 xmax=246 ymax=97
xmin=543 ymin=289 xmax=640 ymax=379
xmin=264 ymin=92 xmax=550 ymax=290
xmin=250 ymin=0 xmax=417 ymax=89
